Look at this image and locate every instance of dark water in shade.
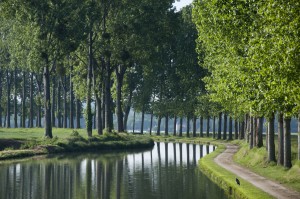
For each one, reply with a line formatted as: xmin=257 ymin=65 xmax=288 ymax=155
xmin=0 ymin=142 xmax=227 ymax=199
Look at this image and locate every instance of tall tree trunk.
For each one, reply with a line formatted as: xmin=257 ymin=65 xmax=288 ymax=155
xmin=267 ymin=113 xmax=276 ymax=162
xmin=115 ymin=65 xmax=125 ymax=133
xmin=179 ymin=117 xmax=183 ymax=137
xmin=123 ymin=90 xmax=132 ymax=131
xmin=165 ymin=114 xmax=169 ymax=136
xmin=206 ymin=116 xmax=210 ymax=137
xmin=51 ymin=77 xmax=56 ymax=127
xmin=245 ymin=114 xmax=249 ymax=142
xmin=192 ymin=116 xmax=196 ymax=137
xmin=186 ymin=116 xmax=190 ymax=137
xmin=76 ymin=98 xmax=81 ymax=129
xmin=102 ymin=88 xmax=106 ymax=130
xmin=141 ymin=109 xmax=145 ymax=134
xmin=254 ymin=117 xmax=258 ymax=146
xmin=283 ymin=117 xmax=292 ymax=168
xmin=250 ymin=116 xmax=254 ymax=149
xmin=0 ymin=70 xmax=3 ymax=127
xmin=36 ymin=76 xmax=42 ymax=128
xmin=132 ymin=111 xmax=136 ymax=133
xmin=21 ymin=72 xmax=26 ymax=128
xmin=57 ymin=79 xmax=62 ymax=128
xmin=228 ymin=116 xmax=233 ymax=140
xmin=298 ymin=111 xmax=300 ymax=160
xmin=44 ymin=64 xmax=52 ymax=138
xmin=173 ymin=115 xmax=177 ymax=136
xmin=241 ymin=119 xmax=245 ymax=139
xmin=223 ymin=113 xmax=227 ymax=140
xmin=257 ymin=117 xmax=264 ymax=147
xmin=105 ymin=58 xmax=113 ymax=132
xmin=14 ymin=68 xmax=18 ymax=128
xmin=149 ymin=111 xmax=153 ymax=135
xmin=63 ymin=76 xmax=67 ymax=128
xmin=217 ymin=112 xmax=222 ymax=139
xmin=200 ymin=116 xmax=203 ymax=137
xmin=213 ymin=116 xmax=216 ymax=138
xmin=86 ymin=31 xmax=93 ymax=136
xmin=6 ymin=70 xmax=11 ymax=128
xmin=277 ymin=113 xmax=284 ymax=165
xmin=70 ymin=67 xmax=74 ymax=129
xmin=96 ymin=95 xmax=102 ymax=135
xmin=157 ymin=115 xmax=162 ymax=136
xmin=234 ymin=119 xmax=238 ymax=139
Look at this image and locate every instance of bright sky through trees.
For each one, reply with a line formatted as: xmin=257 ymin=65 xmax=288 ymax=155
xmin=173 ymin=0 xmax=193 ymax=10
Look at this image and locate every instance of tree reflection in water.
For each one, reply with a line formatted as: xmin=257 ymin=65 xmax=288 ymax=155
xmin=0 ymin=142 xmax=226 ymax=199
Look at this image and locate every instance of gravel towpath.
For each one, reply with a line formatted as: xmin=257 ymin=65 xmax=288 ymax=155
xmin=214 ymin=145 xmax=300 ymax=199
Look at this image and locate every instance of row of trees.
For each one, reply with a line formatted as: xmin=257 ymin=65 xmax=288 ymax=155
xmin=0 ymin=2 xmax=206 ymax=137
xmin=193 ymin=0 xmax=300 ymax=168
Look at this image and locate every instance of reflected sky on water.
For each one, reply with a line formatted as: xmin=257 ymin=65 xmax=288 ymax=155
xmin=0 ymin=142 xmax=226 ymax=199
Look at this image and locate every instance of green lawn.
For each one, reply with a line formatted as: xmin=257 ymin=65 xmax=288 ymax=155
xmin=0 ymin=127 xmax=90 ymax=139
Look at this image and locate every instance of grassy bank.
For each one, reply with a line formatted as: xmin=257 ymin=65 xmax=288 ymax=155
xmin=0 ymin=128 xmax=154 ymax=160
xmin=234 ymin=141 xmax=300 ymax=192
xmin=199 ymin=143 xmax=273 ymax=199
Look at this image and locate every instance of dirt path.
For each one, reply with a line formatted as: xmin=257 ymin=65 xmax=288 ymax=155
xmin=214 ymin=145 xmax=300 ymax=199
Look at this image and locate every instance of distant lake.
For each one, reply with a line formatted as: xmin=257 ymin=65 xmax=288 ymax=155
xmin=0 ymin=142 xmax=227 ymax=199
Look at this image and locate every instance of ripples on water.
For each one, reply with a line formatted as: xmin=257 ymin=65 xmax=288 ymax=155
xmin=0 ymin=142 xmax=227 ymax=199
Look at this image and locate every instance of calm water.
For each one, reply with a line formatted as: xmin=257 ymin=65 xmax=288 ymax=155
xmin=0 ymin=142 xmax=227 ymax=199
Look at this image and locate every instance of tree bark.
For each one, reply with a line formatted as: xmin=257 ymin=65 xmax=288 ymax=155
xmin=234 ymin=119 xmax=238 ymax=139
xmin=277 ymin=113 xmax=284 ymax=166
xmin=217 ymin=112 xmax=222 ymax=139
xmin=192 ymin=115 xmax=196 ymax=137
xmin=57 ymin=79 xmax=62 ymax=128
xmin=141 ymin=109 xmax=145 ymax=134
xmin=86 ymin=31 xmax=93 ymax=136
xmin=157 ymin=115 xmax=162 ymax=136
xmin=104 ymin=58 xmax=113 ymax=132
xmin=179 ymin=117 xmax=183 ymax=137
xmin=228 ymin=116 xmax=233 ymax=140
xmin=6 ymin=70 xmax=11 ymax=128
xmin=298 ymin=111 xmax=300 ymax=160
xmin=213 ymin=116 xmax=216 ymax=138
xmin=173 ymin=116 xmax=177 ymax=136
xmin=257 ymin=117 xmax=264 ymax=147
xmin=43 ymin=64 xmax=52 ymax=138
xmin=223 ymin=113 xmax=227 ymax=140
xmin=267 ymin=113 xmax=276 ymax=162
xmin=21 ymin=72 xmax=26 ymax=128
xmin=70 ymin=67 xmax=74 ymax=129
xmin=0 ymin=70 xmax=3 ymax=127
xmin=76 ymin=98 xmax=81 ymax=129
xmin=200 ymin=116 xmax=203 ymax=137
xmin=165 ymin=114 xmax=169 ymax=136
xmin=149 ymin=111 xmax=153 ymax=135
xmin=123 ymin=90 xmax=132 ymax=131
xmin=283 ymin=117 xmax=292 ymax=168
xmin=241 ymin=119 xmax=245 ymax=139
xmin=63 ymin=75 xmax=67 ymax=128
xmin=206 ymin=116 xmax=210 ymax=137
xmin=14 ymin=68 xmax=18 ymax=128
xmin=96 ymin=95 xmax=102 ymax=135
xmin=186 ymin=116 xmax=190 ymax=137
xmin=51 ymin=77 xmax=56 ymax=127
xmin=250 ymin=116 xmax=254 ymax=149
xmin=115 ymin=65 xmax=125 ymax=133
xmin=132 ymin=111 xmax=136 ymax=133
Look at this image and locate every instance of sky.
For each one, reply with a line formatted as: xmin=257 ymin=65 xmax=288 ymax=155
xmin=173 ymin=0 xmax=194 ymax=11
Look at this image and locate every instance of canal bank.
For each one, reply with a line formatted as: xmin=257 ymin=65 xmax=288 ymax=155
xmin=200 ymin=143 xmax=300 ymax=199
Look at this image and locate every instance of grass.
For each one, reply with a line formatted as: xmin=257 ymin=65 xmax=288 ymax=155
xmin=199 ymin=144 xmax=273 ymax=199
xmin=0 ymin=127 xmax=154 ymax=160
xmin=234 ymin=140 xmax=300 ymax=192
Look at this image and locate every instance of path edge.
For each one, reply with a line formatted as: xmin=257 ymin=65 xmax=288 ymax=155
xmin=198 ymin=144 xmax=273 ymax=199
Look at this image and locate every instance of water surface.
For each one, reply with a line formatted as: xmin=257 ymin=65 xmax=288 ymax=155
xmin=0 ymin=142 xmax=227 ymax=199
